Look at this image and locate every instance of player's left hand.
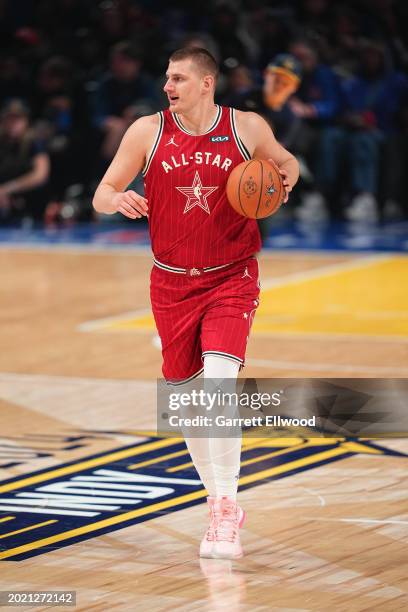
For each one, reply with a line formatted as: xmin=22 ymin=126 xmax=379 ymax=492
xmin=268 ymin=159 xmax=291 ymax=203
xmin=279 ymin=168 xmax=292 ymax=203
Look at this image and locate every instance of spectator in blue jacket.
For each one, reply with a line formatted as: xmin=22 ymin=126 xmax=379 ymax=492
xmin=287 ymin=38 xmax=342 ymax=220
xmin=288 ymin=38 xmax=341 ymax=123
xmin=317 ymin=39 xmax=408 ymax=221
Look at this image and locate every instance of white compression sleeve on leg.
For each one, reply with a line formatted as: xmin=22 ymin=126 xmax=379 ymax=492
xmin=183 ymin=436 xmax=216 ymax=497
xmin=204 ymin=355 xmax=242 ymax=500
xmin=203 ymin=355 xmax=241 ymax=378
xmin=170 ymin=379 xmax=216 ymax=497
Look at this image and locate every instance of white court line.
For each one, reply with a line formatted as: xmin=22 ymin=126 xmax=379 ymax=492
xmin=305 ymin=517 xmax=408 ymax=526
xmin=299 ymin=487 xmax=326 ymax=507
xmin=78 ymin=308 xmax=152 ymax=332
xmin=0 ymin=372 xmax=156 ymax=386
xmin=0 ymin=243 xmax=152 ymax=255
xmin=246 ymin=358 xmax=408 ymax=374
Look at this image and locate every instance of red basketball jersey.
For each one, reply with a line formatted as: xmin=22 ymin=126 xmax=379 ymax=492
xmin=142 ymin=105 xmax=261 ymax=267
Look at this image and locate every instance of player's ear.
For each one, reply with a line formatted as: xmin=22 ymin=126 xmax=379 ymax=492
xmin=202 ymin=74 xmax=214 ymax=93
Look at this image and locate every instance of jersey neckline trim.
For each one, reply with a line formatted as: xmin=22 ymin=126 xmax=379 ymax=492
xmin=172 ymin=105 xmax=222 ymax=136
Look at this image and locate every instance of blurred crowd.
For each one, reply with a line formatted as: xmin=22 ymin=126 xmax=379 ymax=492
xmin=0 ymin=0 xmax=407 ymax=226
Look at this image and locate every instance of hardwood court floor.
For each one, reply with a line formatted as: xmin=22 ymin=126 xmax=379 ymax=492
xmin=0 ymin=246 xmax=407 ymax=611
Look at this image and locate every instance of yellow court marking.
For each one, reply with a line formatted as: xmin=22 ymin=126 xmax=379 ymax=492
xmin=0 ymin=520 xmax=57 ymax=540
xmin=166 ymin=440 xmax=310 ymax=473
xmin=239 ymin=442 xmax=311 ymax=468
xmin=0 ymin=516 xmax=15 ymax=524
xmin=0 ymin=438 xmax=182 ymax=494
xmin=255 ymin=255 xmax=408 ymax=337
xmin=164 ymin=438 xmax=375 ymax=473
xmin=128 ymin=448 xmax=189 ymax=470
xmin=165 ymin=437 xmax=368 ymax=473
xmin=0 ymin=445 xmax=349 ymax=561
xmin=129 ymin=438 xmax=275 ymax=472
xmin=81 ymin=255 xmax=408 ymax=338
xmin=340 ymin=441 xmax=384 ymax=454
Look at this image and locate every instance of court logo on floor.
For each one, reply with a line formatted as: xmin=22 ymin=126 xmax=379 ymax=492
xmin=0 ymin=434 xmax=405 ymax=561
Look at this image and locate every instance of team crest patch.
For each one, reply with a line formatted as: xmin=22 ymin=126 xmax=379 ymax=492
xmin=210 ymin=135 xmax=230 ymax=142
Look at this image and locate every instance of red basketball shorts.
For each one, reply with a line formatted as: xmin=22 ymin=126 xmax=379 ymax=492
xmin=150 ymin=256 xmax=260 ymax=383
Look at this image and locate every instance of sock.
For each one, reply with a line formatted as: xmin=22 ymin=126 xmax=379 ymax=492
xmin=204 ymin=355 xmax=242 ymax=501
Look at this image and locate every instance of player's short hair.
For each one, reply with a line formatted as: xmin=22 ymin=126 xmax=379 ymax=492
xmin=169 ymin=47 xmax=219 ymax=81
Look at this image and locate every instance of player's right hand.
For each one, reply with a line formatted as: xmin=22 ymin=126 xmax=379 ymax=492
xmin=113 ymin=190 xmax=148 ymax=219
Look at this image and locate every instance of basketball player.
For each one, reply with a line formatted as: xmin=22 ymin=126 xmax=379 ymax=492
xmin=93 ymin=48 xmax=299 ymax=559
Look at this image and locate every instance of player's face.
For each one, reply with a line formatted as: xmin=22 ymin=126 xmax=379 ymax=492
xmin=164 ymin=60 xmax=204 ymax=113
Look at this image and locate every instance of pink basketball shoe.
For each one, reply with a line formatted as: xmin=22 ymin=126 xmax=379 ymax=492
xmin=211 ymin=496 xmax=246 ymax=560
xmin=199 ymin=497 xmax=217 ymax=558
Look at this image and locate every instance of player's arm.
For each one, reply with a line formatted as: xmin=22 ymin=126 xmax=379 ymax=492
xmin=236 ymin=111 xmax=299 ymax=202
xmin=92 ymin=114 xmax=158 ymax=218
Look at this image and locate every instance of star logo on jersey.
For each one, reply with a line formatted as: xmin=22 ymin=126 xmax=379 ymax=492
xmin=176 ymin=171 xmax=218 ymax=215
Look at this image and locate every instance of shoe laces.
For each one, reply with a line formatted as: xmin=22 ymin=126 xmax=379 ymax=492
xmin=205 ymin=526 xmax=215 ymax=541
xmin=205 ymin=499 xmax=217 ymax=541
xmin=214 ymin=501 xmax=239 ymax=543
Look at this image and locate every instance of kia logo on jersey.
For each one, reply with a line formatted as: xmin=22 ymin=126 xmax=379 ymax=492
xmin=210 ymin=135 xmax=230 ymax=142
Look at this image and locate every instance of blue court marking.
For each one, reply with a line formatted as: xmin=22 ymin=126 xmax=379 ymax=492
xmin=0 ymin=436 xmax=406 ymax=561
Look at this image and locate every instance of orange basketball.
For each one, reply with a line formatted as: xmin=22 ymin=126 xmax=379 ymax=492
xmin=226 ymin=158 xmax=285 ymax=219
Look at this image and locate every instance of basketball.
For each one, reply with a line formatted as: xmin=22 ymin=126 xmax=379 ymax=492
xmin=226 ymin=158 xmax=285 ymax=219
